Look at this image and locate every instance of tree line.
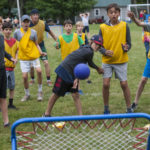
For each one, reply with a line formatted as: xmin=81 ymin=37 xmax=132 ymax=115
xmin=0 ymin=0 xmax=97 ymax=23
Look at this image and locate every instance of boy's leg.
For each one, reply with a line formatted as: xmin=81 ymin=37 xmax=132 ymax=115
xmin=103 ymin=78 xmax=111 ymax=114
xmin=7 ymin=71 xmax=16 ymax=108
xmin=0 ymin=98 xmax=9 ymax=125
xmin=72 ymin=92 xmax=82 ymax=115
xmin=132 ymin=58 xmax=150 ymax=110
xmin=20 ymin=61 xmax=31 ymax=101
xmin=8 ymin=89 xmax=16 ymax=109
xmin=134 ymin=77 xmax=148 ymax=105
xmin=45 ymin=93 xmax=59 ymax=116
xmin=21 ymin=72 xmax=30 ymax=101
xmin=43 ymin=60 xmax=52 ymax=86
xmin=30 ymin=66 xmax=35 ymax=85
xmin=120 ymin=81 xmax=131 ymax=108
xmin=40 ymin=46 xmax=52 ymax=86
xmin=86 ymin=26 xmax=90 ymax=39
xmin=36 ymin=67 xmax=43 ymax=101
xmin=102 ymin=63 xmax=112 ymax=114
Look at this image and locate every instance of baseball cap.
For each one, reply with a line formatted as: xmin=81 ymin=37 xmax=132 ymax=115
xmin=91 ymin=35 xmax=103 ymax=46
xmin=21 ymin=15 xmax=30 ymax=22
xmin=30 ymin=9 xmax=39 ymax=15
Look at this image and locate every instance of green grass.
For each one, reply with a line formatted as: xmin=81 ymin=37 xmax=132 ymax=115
xmin=0 ymin=23 xmax=150 ymax=150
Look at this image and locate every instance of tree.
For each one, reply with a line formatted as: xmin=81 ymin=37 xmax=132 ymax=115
xmin=24 ymin=0 xmax=97 ymax=23
xmin=0 ymin=0 xmax=97 ymax=22
xmin=0 ymin=0 xmax=17 ymax=17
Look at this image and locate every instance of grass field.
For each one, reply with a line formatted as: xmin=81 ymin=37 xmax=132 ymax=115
xmin=0 ymin=23 xmax=150 ymax=150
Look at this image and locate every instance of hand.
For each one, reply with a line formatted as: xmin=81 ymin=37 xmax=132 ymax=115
xmin=105 ymin=50 xmax=113 ymax=57
xmin=97 ymin=67 xmax=104 ymax=74
xmin=127 ymin=11 xmax=135 ymax=19
xmin=41 ymin=52 xmax=47 ymax=56
xmin=122 ymin=43 xmax=129 ymax=52
xmin=72 ymin=79 xmax=79 ymax=89
xmin=11 ymin=58 xmax=17 ymax=65
xmin=56 ymin=42 xmax=59 ymax=49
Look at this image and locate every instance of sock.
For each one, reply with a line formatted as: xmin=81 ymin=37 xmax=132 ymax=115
xmin=47 ymin=76 xmax=51 ymax=81
xmin=38 ymin=84 xmax=42 ymax=92
xmin=104 ymin=105 xmax=109 ymax=111
xmin=9 ymin=98 xmax=13 ymax=106
xmin=24 ymin=88 xmax=30 ymax=96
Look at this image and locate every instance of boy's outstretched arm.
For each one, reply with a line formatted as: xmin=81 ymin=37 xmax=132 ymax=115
xmin=128 ymin=11 xmax=145 ymax=27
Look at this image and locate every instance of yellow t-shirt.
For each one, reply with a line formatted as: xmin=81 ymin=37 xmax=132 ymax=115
xmin=18 ymin=28 xmax=40 ymax=60
xmin=59 ymin=33 xmax=80 ymax=60
xmin=4 ymin=38 xmax=18 ymax=68
xmin=30 ymin=20 xmax=45 ymax=44
xmin=81 ymin=33 xmax=85 ymax=44
xmin=100 ymin=21 xmax=128 ymax=64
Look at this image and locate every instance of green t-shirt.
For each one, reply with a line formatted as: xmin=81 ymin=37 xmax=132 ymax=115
xmin=54 ymin=32 xmax=84 ymax=48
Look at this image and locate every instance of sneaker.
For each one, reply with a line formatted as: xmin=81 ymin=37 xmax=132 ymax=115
xmin=47 ymin=80 xmax=53 ymax=86
xmin=37 ymin=92 xmax=43 ymax=101
xmin=126 ymin=108 xmax=133 ymax=113
xmin=131 ymin=102 xmax=138 ymax=112
xmin=4 ymin=123 xmax=10 ymax=128
xmin=78 ymin=90 xmax=84 ymax=95
xmin=87 ymin=80 xmax=92 ymax=84
xmin=29 ymin=80 xmax=35 ymax=85
xmin=21 ymin=95 xmax=30 ymax=102
xmin=65 ymin=92 xmax=70 ymax=95
xmin=104 ymin=110 xmax=110 ymax=114
xmin=8 ymin=105 xmax=17 ymax=109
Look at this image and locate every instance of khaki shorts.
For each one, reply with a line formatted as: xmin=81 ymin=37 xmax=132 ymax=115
xmin=102 ymin=63 xmax=128 ymax=81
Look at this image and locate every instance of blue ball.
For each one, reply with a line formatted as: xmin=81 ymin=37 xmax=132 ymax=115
xmin=74 ymin=63 xmax=90 ymax=80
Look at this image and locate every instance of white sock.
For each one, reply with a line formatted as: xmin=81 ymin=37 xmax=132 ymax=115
xmin=38 ymin=84 xmax=42 ymax=92
xmin=24 ymin=88 xmax=30 ymax=96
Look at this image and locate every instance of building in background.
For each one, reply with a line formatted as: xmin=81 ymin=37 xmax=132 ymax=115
xmin=76 ymin=0 xmax=131 ymax=24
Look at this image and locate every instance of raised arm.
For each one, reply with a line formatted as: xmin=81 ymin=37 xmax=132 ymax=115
xmin=127 ymin=11 xmax=145 ymax=27
xmin=49 ymin=30 xmax=57 ymax=41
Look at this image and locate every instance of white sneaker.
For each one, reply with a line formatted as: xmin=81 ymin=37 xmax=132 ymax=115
xmin=21 ymin=95 xmax=30 ymax=102
xmin=37 ymin=92 xmax=43 ymax=101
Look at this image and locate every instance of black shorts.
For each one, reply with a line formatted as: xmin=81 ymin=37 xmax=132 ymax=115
xmin=52 ymin=75 xmax=78 ymax=97
xmin=0 ymin=68 xmax=7 ymax=98
xmin=83 ymin=26 xmax=89 ymax=33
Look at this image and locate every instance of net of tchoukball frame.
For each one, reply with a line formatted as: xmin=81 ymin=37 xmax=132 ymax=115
xmin=11 ymin=113 xmax=150 ymax=150
xmin=46 ymin=25 xmax=63 ymax=38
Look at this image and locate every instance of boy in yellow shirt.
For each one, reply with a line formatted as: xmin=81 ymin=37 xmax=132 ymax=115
xmin=3 ymin=22 xmax=18 ymax=109
xmin=55 ymin=19 xmax=84 ymax=60
xmin=14 ymin=15 xmax=46 ymax=102
xmin=99 ymin=3 xmax=132 ymax=114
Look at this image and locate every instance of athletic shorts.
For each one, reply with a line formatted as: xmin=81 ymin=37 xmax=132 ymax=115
xmin=40 ymin=45 xmax=48 ymax=61
xmin=6 ymin=70 xmax=15 ymax=90
xmin=53 ymin=75 xmax=78 ymax=97
xmin=102 ymin=63 xmax=128 ymax=81
xmin=143 ymin=58 xmax=150 ymax=78
xmin=20 ymin=58 xmax=41 ymax=73
xmin=83 ymin=26 xmax=89 ymax=33
xmin=0 ymin=68 xmax=7 ymax=98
